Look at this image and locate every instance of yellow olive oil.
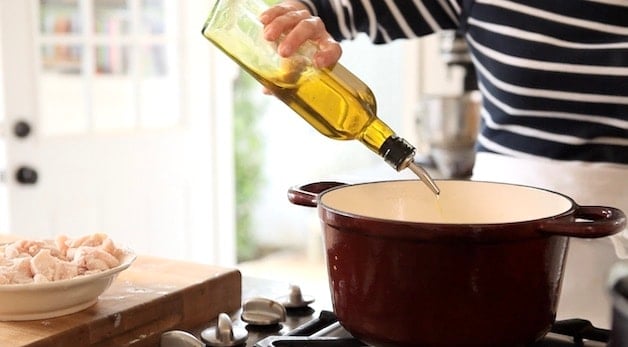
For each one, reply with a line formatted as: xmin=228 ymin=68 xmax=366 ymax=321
xmin=256 ymin=63 xmax=394 ymax=155
xmin=201 ymin=0 xmax=440 ymax=195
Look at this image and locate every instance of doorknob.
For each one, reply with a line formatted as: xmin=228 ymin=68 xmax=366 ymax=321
xmin=13 ymin=120 xmax=32 ymax=138
xmin=15 ymin=166 xmax=38 ymax=184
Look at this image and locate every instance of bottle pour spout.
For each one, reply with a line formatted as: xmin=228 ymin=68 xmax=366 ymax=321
xmin=379 ymin=136 xmax=440 ymax=196
xmin=406 ymin=161 xmax=441 ymax=196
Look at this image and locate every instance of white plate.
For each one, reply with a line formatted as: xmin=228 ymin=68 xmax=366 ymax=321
xmin=0 ymin=248 xmax=136 ymax=321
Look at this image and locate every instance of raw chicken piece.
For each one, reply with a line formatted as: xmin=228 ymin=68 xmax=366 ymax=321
xmin=69 ymin=233 xmax=108 ymax=248
xmin=30 ymin=248 xmax=58 ymax=281
xmin=3 ymin=242 xmax=19 ymax=259
xmin=0 ymin=259 xmax=13 ymax=284
xmin=72 ymin=246 xmax=120 ymax=273
xmin=53 ymin=259 xmax=79 ymax=281
xmin=30 ymin=247 xmax=81 ymax=281
xmin=99 ymin=237 xmax=117 ymax=255
xmin=54 ymin=235 xmax=70 ymax=259
xmin=1 ymin=233 xmax=123 ymax=284
xmin=9 ymin=257 xmax=34 ymax=284
xmin=33 ymin=273 xmax=49 ymax=283
xmin=4 ymin=240 xmax=58 ymax=259
xmin=4 ymin=240 xmax=30 ymax=259
xmin=0 ymin=274 xmax=9 ymax=284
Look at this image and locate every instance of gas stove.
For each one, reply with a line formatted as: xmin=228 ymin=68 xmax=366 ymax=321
xmin=253 ymin=310 xmax=608 ymax=347
xmin=162 ymin=277 xmax=611 ymax=347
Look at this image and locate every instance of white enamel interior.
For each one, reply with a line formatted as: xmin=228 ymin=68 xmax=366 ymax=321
xmin=319 ymin=180 xmax=573 ymax=224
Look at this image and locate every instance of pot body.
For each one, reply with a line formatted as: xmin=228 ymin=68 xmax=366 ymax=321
xmin=289 ymin=180 xmax=626 ymax=347
xmin=323 ymin=221 xmax=566 ymax=346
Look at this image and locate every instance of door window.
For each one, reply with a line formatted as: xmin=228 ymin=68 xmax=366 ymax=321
xmin=37 ymin=0 xmax=179 ymax=135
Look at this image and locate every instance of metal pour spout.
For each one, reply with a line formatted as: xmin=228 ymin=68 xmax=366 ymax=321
xmin=407 ymin=161 xmax=441 ymax=196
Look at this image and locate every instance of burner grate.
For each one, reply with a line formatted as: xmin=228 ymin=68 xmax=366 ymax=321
xmin=549 ymin=319 xmax=609 ymax=346
xmin=255 ymin=311 xmax=610 ymax=347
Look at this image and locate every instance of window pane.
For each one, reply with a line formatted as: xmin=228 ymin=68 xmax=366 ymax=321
xmin=94 ymin=0 xmax=130 ymax=35
xmin=40 ymin=0 xmax=82 ymax=34
xmin=41 ymin=44 xmax=82 ymax=74
xmin=141 ymin=0 xmax=165 ymax=34
xmin=140 ymin=45 xmax=166 ymax=76
xmin=95 ymin=45 xmax=130 ymax=75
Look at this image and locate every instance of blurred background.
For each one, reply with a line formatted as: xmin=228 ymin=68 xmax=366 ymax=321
xmin=0 ymin=0 xmax=466 ymax=275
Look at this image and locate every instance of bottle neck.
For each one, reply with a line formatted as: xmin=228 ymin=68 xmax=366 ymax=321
xmin=357 ymin=117 xmax=415 ymax=171
xmin=378 ymin=136 xmax=416 ymax=171
xmin=360 ymin=121 xmax=441 ymax=195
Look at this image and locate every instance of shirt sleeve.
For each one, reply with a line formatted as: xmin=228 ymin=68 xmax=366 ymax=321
xmin=298 ymin=0 xmax=463 ymax=43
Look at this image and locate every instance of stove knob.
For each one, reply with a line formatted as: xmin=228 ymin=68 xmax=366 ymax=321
xmin=277 ymin=284 xmax=315 ymax=309
xmin=160 ymin=330 xmax=204 ymax=347
xmin=240 ymin=297 xmax=286 ymax=326
xmin=200 ymin=313 xmax=248 ymax=347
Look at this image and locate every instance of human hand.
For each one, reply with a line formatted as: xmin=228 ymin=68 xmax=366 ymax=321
xmin=259 ymin=1 xmax=342 ymax=69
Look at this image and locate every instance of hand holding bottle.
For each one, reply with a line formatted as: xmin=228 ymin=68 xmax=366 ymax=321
xmin=260 ymin=1 xmax=342 ymax=69
xmin=202 ymin=0 xmax=440 ymax=195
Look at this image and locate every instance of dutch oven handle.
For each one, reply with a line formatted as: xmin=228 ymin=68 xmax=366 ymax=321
xmin=539 ymin=205 xmax=627 ymax=238
xmin=287 ymin=181 xmax=347 ymax=207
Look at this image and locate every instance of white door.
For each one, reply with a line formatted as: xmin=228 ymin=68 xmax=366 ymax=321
xmin=0 ymin=0 xmax=237 ymax=266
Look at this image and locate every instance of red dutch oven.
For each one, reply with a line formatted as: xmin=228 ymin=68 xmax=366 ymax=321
xmin=288 ymin=180 xmax=626 ymax=347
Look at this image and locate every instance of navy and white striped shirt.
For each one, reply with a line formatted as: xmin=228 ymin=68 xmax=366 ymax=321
xmin=298 ymin=0 xmax=628 ymax=166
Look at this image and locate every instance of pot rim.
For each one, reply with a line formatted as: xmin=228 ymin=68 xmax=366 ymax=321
xmin=318 ymin=207 xmax=573 ymax=242
xmin=316 ymin=180 xmax=577 ymax=242
xmin=318 ymin=179 xmax=576 ymax=223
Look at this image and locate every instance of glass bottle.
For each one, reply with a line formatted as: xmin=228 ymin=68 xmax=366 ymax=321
xmin=201 ymin=0 xmax=439 ymax=195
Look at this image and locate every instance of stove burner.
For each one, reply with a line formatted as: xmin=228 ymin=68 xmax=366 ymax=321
xmin=551 ymin=319 xmax=610 ymax=346
xmin=255 ymin=311 xmax=611 ymax=347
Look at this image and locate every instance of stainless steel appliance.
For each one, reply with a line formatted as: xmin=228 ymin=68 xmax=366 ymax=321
xmin=416 ymin=30 xmax=481 ymax=178
xmin=416 ymin=92 xmax=481 ymax=178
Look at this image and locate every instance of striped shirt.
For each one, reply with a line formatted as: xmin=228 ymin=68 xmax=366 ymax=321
xmin=298 ymin=0 xmax=628 ymax=166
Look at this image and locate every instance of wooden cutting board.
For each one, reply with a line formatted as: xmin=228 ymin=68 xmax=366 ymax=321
xmin=0 ymin=254 xmax=242 ymax=347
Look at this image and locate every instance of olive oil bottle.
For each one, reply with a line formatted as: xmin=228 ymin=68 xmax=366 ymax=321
xmin=202 ymin=0 xmax=439 ymax=195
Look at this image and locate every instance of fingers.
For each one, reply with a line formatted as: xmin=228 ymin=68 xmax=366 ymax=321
xmin=260 ymin=3 xmax=342 ymax=69
xmin=313 ymin=37 xmax=342 ymax=68
xmin=262 ymin=7 xmax=315 ymax=50
xmin=262 ymin=86 xmax=273 ymax=95
xmin=259 ymin=1 xmax=309 ymax=27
